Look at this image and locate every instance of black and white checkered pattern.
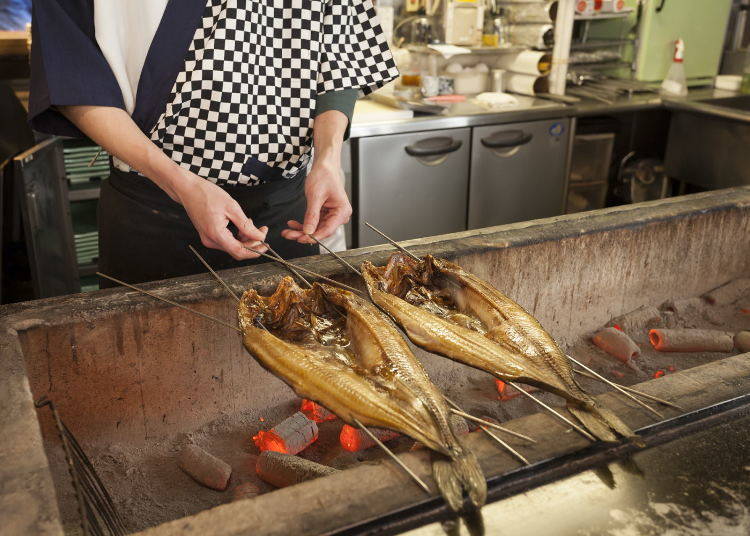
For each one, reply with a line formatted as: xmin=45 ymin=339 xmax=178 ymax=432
xmin=150 ymin=0 xmax=398 ymax=186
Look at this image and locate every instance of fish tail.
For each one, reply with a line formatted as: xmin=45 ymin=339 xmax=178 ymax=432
xmin=431 ymin=445 xmax=487 ymax=512
xmin=566 ymin=400 xmax=643 ymax=446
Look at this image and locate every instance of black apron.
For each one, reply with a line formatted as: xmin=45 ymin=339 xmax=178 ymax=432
xmin=97 ymin=167 xmax=316 ymax=287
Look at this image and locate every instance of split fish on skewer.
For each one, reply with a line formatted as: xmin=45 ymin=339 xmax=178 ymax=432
xmin=361 ymin=254 xmax=638 ymax=443
xmin=237 ymin=276 xmax=487 ymax=513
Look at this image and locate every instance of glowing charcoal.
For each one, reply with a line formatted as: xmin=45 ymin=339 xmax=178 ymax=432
xmin=300 ymin=399 xmax=337 ymax=423
xmin=253 ymin=412 xmax=318 ymax=455
xmin=495 ymin=379 xmax=536 ymax=401
xmin=339 ymin=424 xmax=400 ymax=452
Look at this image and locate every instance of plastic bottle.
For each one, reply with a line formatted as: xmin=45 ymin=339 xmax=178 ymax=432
xmin=660 ymin=38 xmax=688 ymax=97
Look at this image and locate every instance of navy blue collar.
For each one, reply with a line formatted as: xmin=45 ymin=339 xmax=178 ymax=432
xmin=131 ymin=0 xmax=206 ymax=134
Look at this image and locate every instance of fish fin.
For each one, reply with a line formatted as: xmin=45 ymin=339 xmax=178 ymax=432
xmin=431 ymin=446 xmax=487 ymax=513
xmin=432 ymin=454 xmax=463 ymax=512
xmin=566 ymin=401 xmax=643 ymax=446
xmin=460 ymin=507 xmax=486 ymax=536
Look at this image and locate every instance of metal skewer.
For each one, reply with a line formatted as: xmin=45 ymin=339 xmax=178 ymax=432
xmin=189 ymin=245 xmax=241 ymax=302
xmin=566 ymin=355 xmax=663 ymax=419
xmin=354 ymin=418 xmax=431 ymax=494
xmin=573 ymin=369 xmax=685 ymax=411
xmin=244 ymin=246 xmax=364 ymax=295
xmin=362 ymin=221 xmax=599 ymax=442
xmin=443 ymin=398 xmax=535 ymax=443
xmin=480 ymin=425 xmax=530 ymax=465
xmin=364 ymin=222 xmax=421 ymax=261
xmin=87 ymin=147 xmax=104 ymax=167
xmin=307 ymin=234 xmax=363 ymax=277
xmin=507 ymin=382 xmax=596 ymax=442
xmin=448 ymin=408 xmax=535 ymax=444
xmin=264 ymin=243 xmax=312 ymax=288
xmin=443 ymin=398 xmax=530 ymax=464
xmin=97 ymin=272 xmax=241 ymax=332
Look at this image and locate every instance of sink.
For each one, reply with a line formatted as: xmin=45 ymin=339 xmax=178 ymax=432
xmin=698 ymin=95 xmax=750 ymax=113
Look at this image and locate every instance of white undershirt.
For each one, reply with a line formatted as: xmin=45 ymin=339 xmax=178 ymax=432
xmin=94 ymin=1 xmax=168 ymax=114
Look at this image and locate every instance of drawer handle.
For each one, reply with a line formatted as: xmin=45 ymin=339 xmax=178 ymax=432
xmin=482 ymin=130 xmax=533 ymax=158
xmin=481 ymin=130 xmax=533 ymax=149
xmin=404 ymin=137 xmax=463 ymax=158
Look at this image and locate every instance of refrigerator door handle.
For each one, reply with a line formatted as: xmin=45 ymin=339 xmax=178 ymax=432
xmin=404 ymin=136 xmax=463 ymax=166
xmin=481 ymin=129 xmax=533 ymax=158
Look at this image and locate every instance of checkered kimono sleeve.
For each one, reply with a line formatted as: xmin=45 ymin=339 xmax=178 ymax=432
xmin=317 ymin=0 xmax=399 ymax=96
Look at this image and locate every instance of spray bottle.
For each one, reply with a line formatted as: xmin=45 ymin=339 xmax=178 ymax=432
xmin=660 ymin=38 xmax=688 ymax=97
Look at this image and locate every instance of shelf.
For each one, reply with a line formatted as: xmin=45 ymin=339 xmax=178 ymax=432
xmin=78 ymin=262 xmax=99 ymax=277
xmin=407 ymin=44 xmax=527 ymax=56
xmin=68 ymin=186 xmax=100 ymax=202
xmin=571 ymin=39 xmax=632 ymax=50
xmin=570 ymin=60 xmax=631 ymax=70
xmin=575 ymin=8 xmax=634 ymax=21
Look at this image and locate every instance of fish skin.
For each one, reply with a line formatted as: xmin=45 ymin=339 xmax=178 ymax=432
xmin=362 ymin=264 xmax=573 ymax=398
xmin=238 ymin=277 xmax=486 ymax=510
xmin=362 ymin=254 xmax=638 ymax=443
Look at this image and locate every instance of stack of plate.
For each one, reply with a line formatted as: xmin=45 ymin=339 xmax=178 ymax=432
xmin=63 ymin=145 xmax=110 ymax=186
xmin=74 ymin=231 xmax=99 ymax=266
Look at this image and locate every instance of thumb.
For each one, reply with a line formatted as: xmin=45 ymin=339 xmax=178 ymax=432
xmin=303 ymin=191 xmax=325 ymax=236
xmin=227 ymin=203 xmax=266 ymax=242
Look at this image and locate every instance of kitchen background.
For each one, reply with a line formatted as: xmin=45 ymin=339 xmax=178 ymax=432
xmin=1 ymin=0 xmax=750 ymax=302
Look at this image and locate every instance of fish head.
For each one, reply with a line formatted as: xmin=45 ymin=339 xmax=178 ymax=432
xmin=238 ymin=277 xmax=325 ymax=331
xmin=360 ymin=261 xmax=386 ymax=296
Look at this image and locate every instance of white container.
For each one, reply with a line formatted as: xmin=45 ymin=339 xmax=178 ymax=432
xmin=714 ymin=74 xmax=742 ymax=91
xmin=452 ymin=70 xmax=489 ymax=95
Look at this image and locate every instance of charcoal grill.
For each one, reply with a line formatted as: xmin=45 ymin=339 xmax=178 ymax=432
xmin=2 ymin=187 xmax=749 ymax=535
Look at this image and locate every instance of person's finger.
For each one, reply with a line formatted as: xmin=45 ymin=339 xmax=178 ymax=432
xmin=226 ymin=203 xmax=266 ymax=242
xmin=239 ymin=239 xmax=268 ymax=256
xmin=281 ymin=220 xmax=305 ymax=241
xmin=212 ymin=228 xmax=260 ymax=260
xmin=302 ymin=190 xmax=325 ymax=236
xmin=280 ymin=229 xmax=304 ymax=241
xmin=199 ymin=234 xmax=220 ymax=251
xmin=312 ymin=206 xmax=349 ymax=240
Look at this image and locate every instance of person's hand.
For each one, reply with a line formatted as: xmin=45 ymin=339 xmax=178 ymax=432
xmin=169 ymin=168 xmax=269 ymax=260
xmin=282 ymin=162 xmax=352 ymax=244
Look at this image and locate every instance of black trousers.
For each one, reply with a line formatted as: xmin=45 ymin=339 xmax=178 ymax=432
xmin=98 ymin=167 xmax=317 ymax=287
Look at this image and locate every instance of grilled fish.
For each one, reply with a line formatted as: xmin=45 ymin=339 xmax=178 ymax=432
xmin=237 ymin=277 xmax=486 ymax=512
xmin=362 ymin=254 xmax=637 ymax=443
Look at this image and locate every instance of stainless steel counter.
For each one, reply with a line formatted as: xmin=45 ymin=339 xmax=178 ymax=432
xmin=350 ymin=88 xmax=740 ymax=138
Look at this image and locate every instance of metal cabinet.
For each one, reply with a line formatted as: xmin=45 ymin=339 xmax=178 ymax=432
xmin=468 ymin=118 xmax=570 ymax=229
xmin=356 ymin=128 xmax=471 ymax=247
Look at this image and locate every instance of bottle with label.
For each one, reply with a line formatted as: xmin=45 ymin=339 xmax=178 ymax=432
xmin=660 ymin=38 xmax=688 ymax=97
xmin=576 ymin=0 xmax=595 ymax=15
xmin=482 ymin=7 xmax=507 ymax=48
